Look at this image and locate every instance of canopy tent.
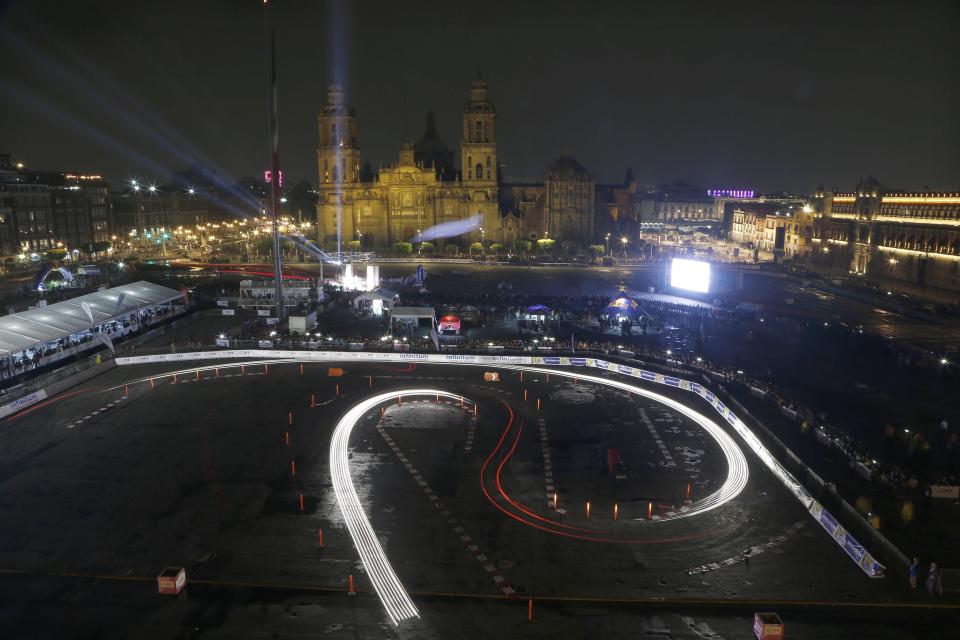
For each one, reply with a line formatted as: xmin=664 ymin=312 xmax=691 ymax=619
xmin=525 ymin=304 xmax=552 ymax=316
xmin=352 ymin=288 xmax=399 ymax=311
xmin=604 ymin=296 xmax=640 ymax=319
xmin=0 ymin=281 xmax=183 ymax=356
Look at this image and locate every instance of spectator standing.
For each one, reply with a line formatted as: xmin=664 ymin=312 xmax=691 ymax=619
xmin=909 ymin=557 xmax=920 ymax=589
xmin=926 ymin=562 xmax=938 ymax=596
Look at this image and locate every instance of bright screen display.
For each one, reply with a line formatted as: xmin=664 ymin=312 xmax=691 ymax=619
xmin=670 ymin=258 xmax=711 ymax=293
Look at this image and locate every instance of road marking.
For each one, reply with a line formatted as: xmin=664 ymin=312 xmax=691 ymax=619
xmin=687 ymin=521 xmax=805 ymax=575
xmin=639 ymin=408 xmax=677 ymax=468
xmin=377 ymin=421 xmax=516 ymax=599
xmin=538 ymin=417 xmax=567 ymax=514
xmin=65 ymin=396 xmax=126 ymax=430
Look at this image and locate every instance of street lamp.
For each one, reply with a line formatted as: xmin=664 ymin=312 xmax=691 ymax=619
xmin=416 ymin=229 xmax=421 ymax=254
xmin=621 ymin=236 xmax=628 ymax=261
xmin=605 ymin=233 xmax=611 ymax=256
xmin=480 ymin=227 xmax=485 ymax=254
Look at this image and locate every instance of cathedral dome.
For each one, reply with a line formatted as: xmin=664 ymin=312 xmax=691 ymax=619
xmin=547 ymin=147 xmax=590 ymax=178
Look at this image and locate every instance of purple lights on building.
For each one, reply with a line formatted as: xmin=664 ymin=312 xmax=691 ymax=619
xmin=707 ymin=189 xmax=755 ymax=198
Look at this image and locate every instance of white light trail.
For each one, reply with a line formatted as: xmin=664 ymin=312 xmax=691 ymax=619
xmin=487 ymin=364 xmax=749 ymax=520
xmin=330 ymin=389 xmax=465 ymax=626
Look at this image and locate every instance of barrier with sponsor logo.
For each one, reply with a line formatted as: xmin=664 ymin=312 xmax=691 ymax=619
xmin=0 ymin=390 xmax=49 ymax=419
xmin=115 ymin=348 xmax=885 ymax=578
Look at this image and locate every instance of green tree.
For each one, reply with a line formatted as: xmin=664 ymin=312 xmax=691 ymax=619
xmin=514 ymin=239 xmax=532 ymax=254
xmin=393 ymin=241 xmax=413 ymax=255
xmin=536 ymin=238 xmax=556 ymax=254
xmin=45 ymin=248 xmax=68 ymax=261
xmin=419 ymin=241 xmax=435 ymax=254
xmin=468 ymin=242 xmax=484 ymax=254
xmin=488 ymin=243 xmax=505 ymax=255
xmin=345 ymin=240 xmax=361 ymax=252
xmin=588 ymin=244 xmax=606 ymax=257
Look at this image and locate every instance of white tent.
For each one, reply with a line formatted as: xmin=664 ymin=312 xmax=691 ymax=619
xmin=0 ymin=281 xmax=183 ymax=356
xmin=352 ymin=288 xmax=399 ymax=312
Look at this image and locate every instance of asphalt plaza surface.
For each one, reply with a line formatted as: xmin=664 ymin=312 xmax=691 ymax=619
xmin=0 ymin=359 xmax=951 ymax=638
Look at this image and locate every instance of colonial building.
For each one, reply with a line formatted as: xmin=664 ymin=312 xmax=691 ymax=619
xmin=808 ymin=178 xmax=960 ymax=292
xmin=0 ymin=154 xmax=111 ymax=257
xmin=316 ymin=78 xmax=501 ymax=249
xmin=315 ymin=77 xmax=636 ymax=250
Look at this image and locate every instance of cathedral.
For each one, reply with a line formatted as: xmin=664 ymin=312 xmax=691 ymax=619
xmin=315 ymin=76 xmax=637 ymax=250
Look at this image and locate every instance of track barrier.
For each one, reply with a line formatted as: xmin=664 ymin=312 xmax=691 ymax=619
xmin=115 ymin=350 xmax=887 ymax=580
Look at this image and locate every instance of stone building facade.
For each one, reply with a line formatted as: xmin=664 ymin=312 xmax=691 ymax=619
xmin=316 ymin=77 xmax=636 ymax=250
xmin=316 ymin=78 xmax=500 ymax=249
xmin=808 ymin=178 xmax=960 ymax=292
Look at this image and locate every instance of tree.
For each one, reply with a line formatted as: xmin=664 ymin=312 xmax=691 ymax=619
xmin=285 ymin=180 xmax=317 ymax=221
xmin=344 ymin=240 xmax=361 ymax=252
xmin=468 ymin=242 xmax=483 ymax=254
xmin=419 ymin=241 xmax=435 ymax=254
xmin=588 ymin=244 xmax=606 ymax=257
xmin=45 ymin=248 xmax=67 ymax=261
xmin=536 ymin=238 xmax=556 ymax=254
xmin=393 ymin=241 xmax=413 ymax=255
xmin=561 ymin=240 xmax=580 ymax=256
xmin=489 ymin=243 xmax=505 ymax=255
xmin=444 ymin=243 xmax=460 ymax=256
xmin=514 ymin=239 xmax=532 ymax=254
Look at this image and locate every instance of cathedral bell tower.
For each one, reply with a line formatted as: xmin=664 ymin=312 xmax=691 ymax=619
xmin=317 ymin=85 xmax=361 ymax=185
xmin=316 ymin=85 xmax=361 ymax=246
xmin=460 ymin=74 xmax=497 ymax=185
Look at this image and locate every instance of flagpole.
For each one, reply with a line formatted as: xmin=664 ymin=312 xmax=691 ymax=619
xmin=265 ymin=0 xmax=285 ymax=322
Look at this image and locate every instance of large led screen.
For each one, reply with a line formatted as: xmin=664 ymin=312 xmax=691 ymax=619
xmin=670 ymin=258 xmax=711 ymax=293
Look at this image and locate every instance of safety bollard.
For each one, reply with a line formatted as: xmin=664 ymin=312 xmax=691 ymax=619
xmin=299 ymin=363 xmax=304 ymax=375
xmin=285 ymin=431 xmax=290 ymax=447
xmin=288 ymin=412 xmax=293 ymax=425
xmin=473 ymin=404 xmax=478 ymax=418
xmin=546 ymin=373 xmax=550 ymax=383
xmin=299 ymin=494 xmax=305 ymax=512
xmin=553 ymin=492 xmax=558 ymax=509
xmin=310 ymin=394 xmax=316 ymax=408
xmin=524 ymin=389 xmax=528 ymax=401
xmin=336 ymin=384 xmax=340 ymax=397
xmin=537 ymin=398 xmax=541 ymax=412
xmin=291 ymin=460 xmax=296 ymax=477
xmin=264 ymin=364 xmax=269 ymax=375
xmin=380 ymin=406 xmax=385 ymax=418
xmin=585 ymin=500 xmax=591 ymax=519
xmin=318 ymin=528 xmax=324 ymax=548
xmin=647 ymin=501 xmax=653 ymax=519
xmin=519 ymin=371 xmax=523 ymax=382
xmin=196 ymin=370 xmax=200 ymax=381
xmin=124 ymin=385 xmax=128 ymax=396
xmin=215 ymin=368 xmax=219 ymax=378
xmin=172 ymin=373 xmax=177 ymax=384
xmin=613 ymin=503 xmax=619 ymax=521
xmin=686 ymin=483 xmax=692 ymax=502
xmin=368 ymin=375 xmax=373 ymax=387
xmin=150 ymin=378 xmax=155 ymax=389
xmin=528 ymin=598 xmax=533 ymax=621
xmin=241 ymin=365 xmax=245 ymax=375
xmin=348 ymin=574 xmax=356 ymax=596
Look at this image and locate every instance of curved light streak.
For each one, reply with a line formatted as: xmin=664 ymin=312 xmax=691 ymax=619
xmin=490 ymin=364 xmax=750 ymax=520
xmin=330 ymin=389 xmax=467 ymax=626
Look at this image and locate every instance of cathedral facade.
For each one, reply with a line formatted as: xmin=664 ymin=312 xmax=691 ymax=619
xmin=316 ymin=77 xmax=636 ymax=250
xmin=316 ymin=79 xmax=500 ymax=249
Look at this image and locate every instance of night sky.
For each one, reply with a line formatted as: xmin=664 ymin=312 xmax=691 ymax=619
xmin=1 ymin=0 xmax=958 ymax=193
